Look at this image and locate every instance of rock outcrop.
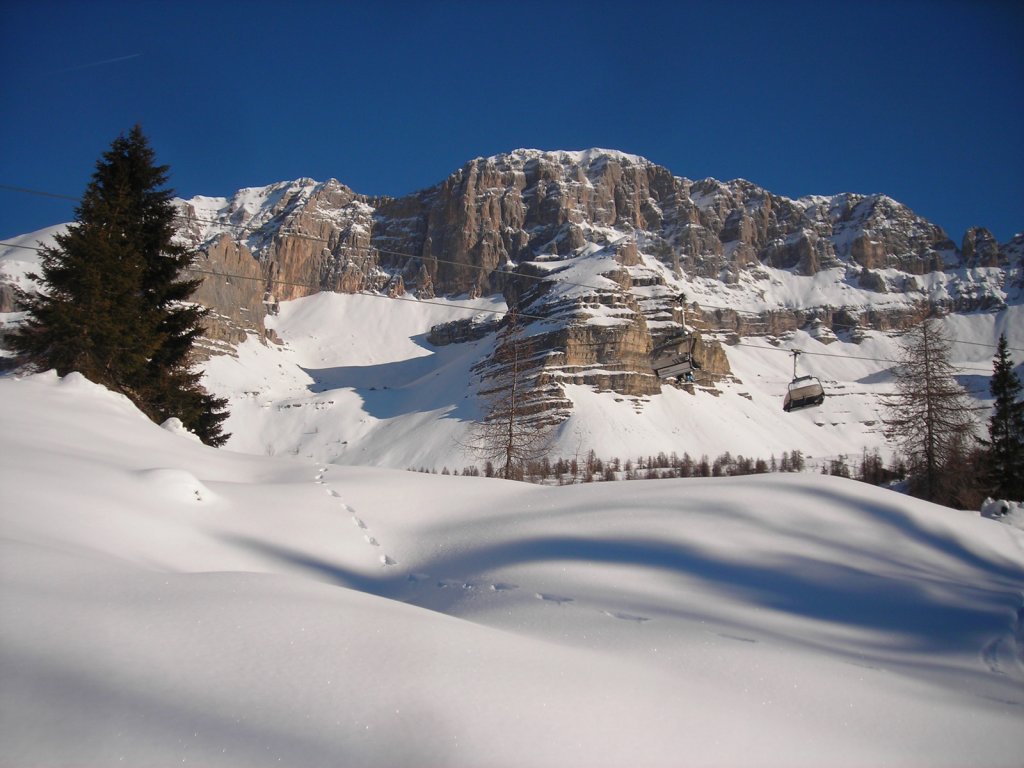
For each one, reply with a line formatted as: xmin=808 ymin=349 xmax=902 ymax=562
xmin=180 ymin=150 xmax=1016 ymax=312
xmin=188 ymin=234 xmax=272 ymax=358
xmin=168 ymin=148 xmax=1018 ymax=412
xmin=961 ymin=227 xmax=1003 ymax=268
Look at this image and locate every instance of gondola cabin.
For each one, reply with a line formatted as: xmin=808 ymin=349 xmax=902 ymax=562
xmin=783 ymin=375 xmax=825 ymax=412
xmin=656 ymin=358 xmax=697 ymax=380
xmin=652 ymin=334 xmax=700 ymax=381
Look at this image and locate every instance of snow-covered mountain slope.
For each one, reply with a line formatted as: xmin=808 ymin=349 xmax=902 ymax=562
xmin=199 ymin=289 xmax=1024 ymax=473
xmin=0 ymin=224 xmax=66 ymax=322
xmin=168 ymin=150 xmax=1021 ymax=458
xmin=161 ymin=149 xmax=1023 ymax=371
xmin=2 ymin=371 xmax=1022 ymax=767
xmin=3 ymin=221 xmax=1021 ymax=472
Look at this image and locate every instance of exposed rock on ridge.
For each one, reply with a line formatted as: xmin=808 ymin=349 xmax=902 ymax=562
xmin=181 ymin=149 xmax=1014 ymax=298
xmin=173 ymin=149 xmax=1019 ymax=407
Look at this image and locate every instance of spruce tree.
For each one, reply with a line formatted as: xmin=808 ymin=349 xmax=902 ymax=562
xmin=12 ymin=126 xmax=229 ymax=446
xmin=982 ymin=334 xmax=1024 ymax=500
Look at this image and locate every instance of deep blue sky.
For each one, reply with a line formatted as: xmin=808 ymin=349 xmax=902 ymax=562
xmin=1 ymin=0 xmax=1021 ymax=243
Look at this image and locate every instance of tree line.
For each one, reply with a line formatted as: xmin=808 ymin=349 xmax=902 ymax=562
xmin=434 ymin=316 xmax=1024 ymax=509
xmin=416 ymin=446 xmax=908 ymax=486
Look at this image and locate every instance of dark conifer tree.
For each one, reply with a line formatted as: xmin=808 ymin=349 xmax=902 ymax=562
xmin=982 ymin=334 xmax=1024 ymax=500
xmin=12 ymin=126 xmax=229 ymax=446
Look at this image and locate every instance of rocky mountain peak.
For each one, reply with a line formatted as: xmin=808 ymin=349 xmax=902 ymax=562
xmin=961 ymin=226 xmax=1003 ymax=267
xmin=478 ymin=148 xmax=653 ymax=173
xmin=159 ymin=151 xmax=1018 ymax=413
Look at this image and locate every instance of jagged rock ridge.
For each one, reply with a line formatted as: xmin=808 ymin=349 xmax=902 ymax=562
xmin=175 ymin=149 xmax=1020 ymax=411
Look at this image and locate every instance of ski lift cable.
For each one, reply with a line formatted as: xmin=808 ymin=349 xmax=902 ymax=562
xmin=2 ymin=183 xmax=1022 ymax=354
xmin=0 ymin=235 xmax=1007 ymax=381
xmin=0 ymin=223 xmax=540 ymax=326
xmin=211 ymin=248 xmax=1024 ymax=352
xmin=0 ymin=202 xmax=1006 ymax=351
xmin=0 ymin=184 xmax=79 ymax=203
xmin=183 ymin=263 xmax=1003 ymax=376
xmin=0 ymin=241 xmax=43 ymax=252
xmin=731 ymin=340 xmax=998 ymax=373
xmin=0 ymin=185 xmax=989 ymax=313
xmin=181 ymin=267 xmax=553 ymax=324
xmin=4 ymin=234 xmax=1022 ymax=364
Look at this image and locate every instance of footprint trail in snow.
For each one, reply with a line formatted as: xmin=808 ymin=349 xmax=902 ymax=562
xmin=317 ymin=466 xmax=398 ymax=567
xmin=314 ymin=466 xmax=652 ymax=620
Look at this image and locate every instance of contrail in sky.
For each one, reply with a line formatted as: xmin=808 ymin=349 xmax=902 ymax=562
xmin=49 ymin=53 xmax=142 ymax=74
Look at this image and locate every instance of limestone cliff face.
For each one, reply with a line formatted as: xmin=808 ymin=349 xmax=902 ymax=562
xmin=828 ymin=193 xmax=956 ymax=273
xmin=178 ymin=179 xmax=388 ymax=304
xmin=243 ymin=180 xmax=384 ymax=301
xmin=371 ymin=150 xmax=682 ymax=297
xmin=369 ymin=152 xmax=968 ymax=294
xmin=172 ymin=148 xmax=1017 ymax=410
xmin=0 ymin=282 xmax=18 ymax=314
xmin=182 ymin=149 xmax=1013 ymax=309
xmin=466 ymin=239 xmax=734 ymax=412
xmin=189 ymin=234 xmax=269 ymax=357
xmin=961 ymin=227 xmax=1003 ymax=268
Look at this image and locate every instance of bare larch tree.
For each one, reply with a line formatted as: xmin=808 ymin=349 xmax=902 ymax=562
xmin=884 ymin=316 xmax=977 ymax=505
xmin=464 ymin=311 xmax=557 ymax=480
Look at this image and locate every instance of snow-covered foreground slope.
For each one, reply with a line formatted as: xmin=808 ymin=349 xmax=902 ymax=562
xmin=2 ymin=372 xmax=1023 ymax=767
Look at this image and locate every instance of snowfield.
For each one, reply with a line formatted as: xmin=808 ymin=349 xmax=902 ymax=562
xmin=2 ymin=371 xmax=1022 ymax=767
xmin=200 ymin=289 xmax=1023 ymax=475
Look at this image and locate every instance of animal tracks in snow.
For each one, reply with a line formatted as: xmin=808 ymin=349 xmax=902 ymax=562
xmin=315 ymin=467 xmax=398 ymax=568
xmin=981 ymin=637 xmax=1006 ymax=676
xmin=535 ymin=593 xmax=653 ymax=623
xmin=536 ymin=592 xmax=574 ymax=605
xmin=715 ymin=632 xmax=757 ymax=643
xmin=602 ymin=610 xmax=652 ymax=623
xmin=313 ymin=465 xmax=651 ymax=623
xmin=407 ymin=566 xmax=656 ymax=624
xmin=422 ymin=580 xmax=655 ymax=624
xmin=416 ymin=577 xmax=653 ymax=624
xmin=437 ymin=578 xmax=472 ymax=590
xmin=401 ymin=566 xmax=657 ymax=625
xmin=981 ymin=592 xmax=1024 ymax=682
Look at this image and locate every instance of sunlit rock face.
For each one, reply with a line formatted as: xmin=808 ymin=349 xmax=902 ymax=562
xmin=168 ymin=149 xmax=1017 ymax=407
